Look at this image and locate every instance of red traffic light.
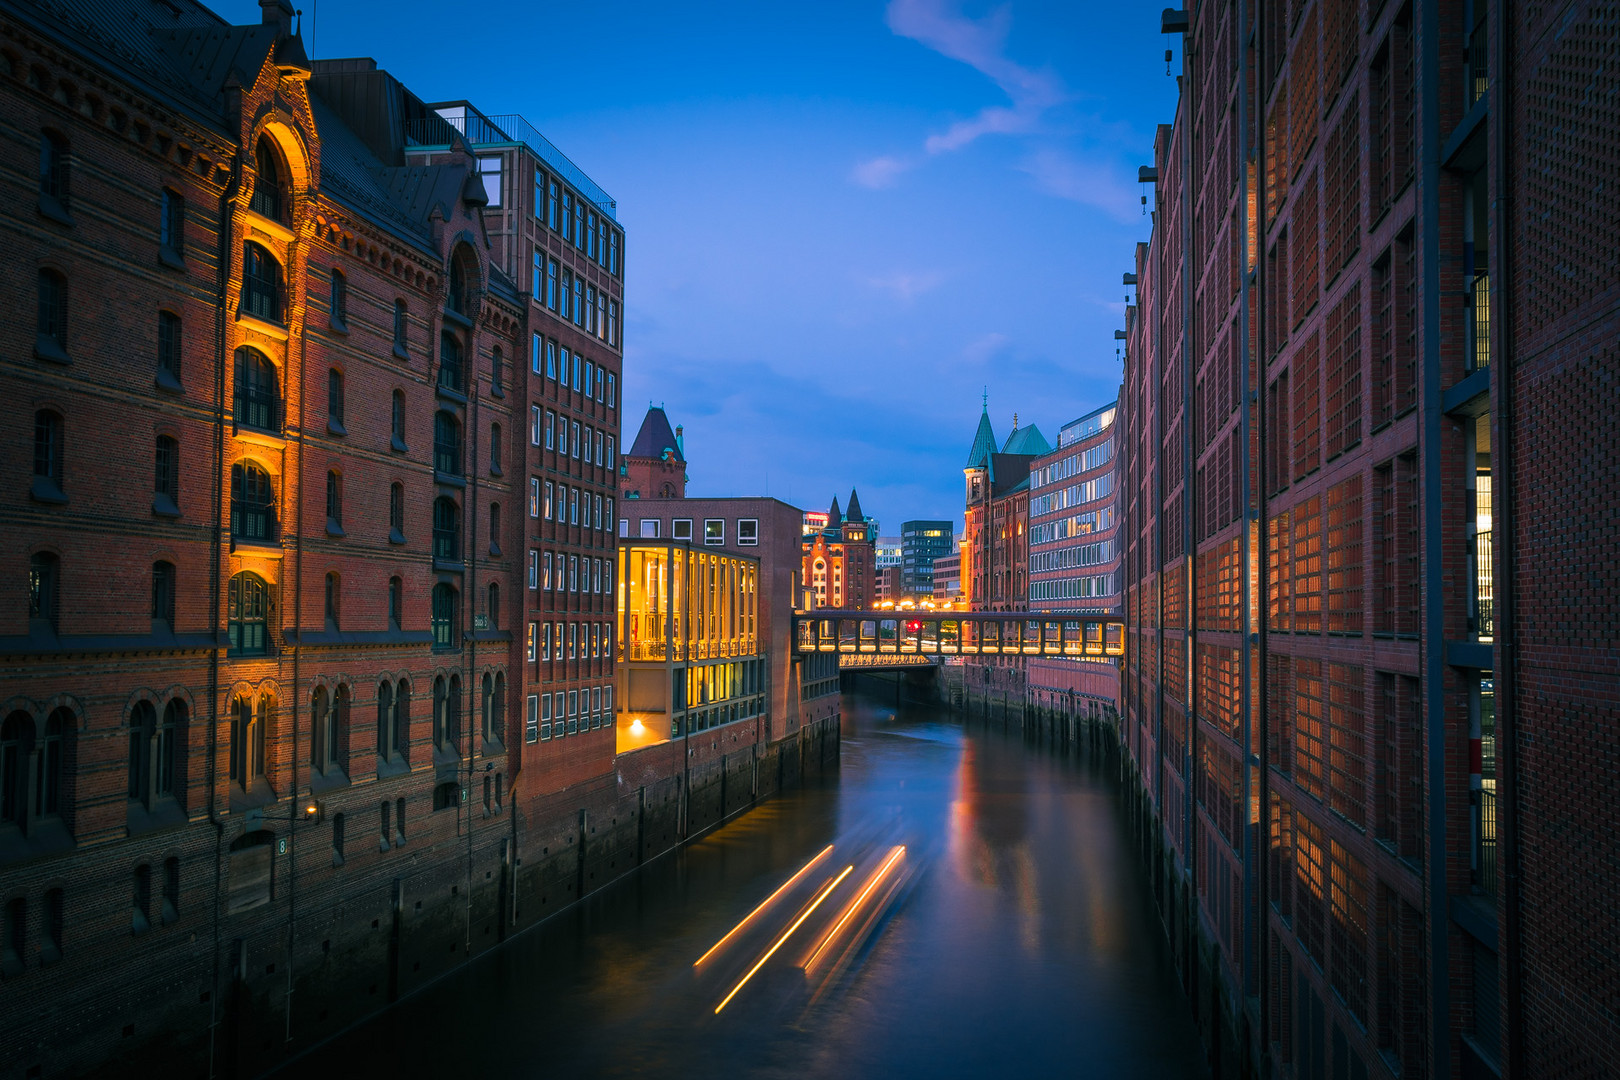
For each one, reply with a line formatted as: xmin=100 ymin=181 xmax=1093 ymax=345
xmin=905 ymin=620 xmax=922 ymax=633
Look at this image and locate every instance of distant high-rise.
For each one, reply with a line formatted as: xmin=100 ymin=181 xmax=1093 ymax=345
xmin=900 ymin=520 xmax=953 ymax=598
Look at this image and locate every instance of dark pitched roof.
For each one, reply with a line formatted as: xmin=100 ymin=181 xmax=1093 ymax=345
xmin=845 ymin=488 xmax=864 ymax=523
xmin=628 ymin=406 xmax=683 ymax=461
xmin=1002 ymin=423 xmax=1052 ymax=456
xmin=966 ymin=407 xmax=998 ymax=472
xmin=827 ymin=495 xmax=842 ymax=524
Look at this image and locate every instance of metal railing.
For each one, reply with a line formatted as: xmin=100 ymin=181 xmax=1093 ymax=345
xmin=1475 ymin=786 xmax=1497 ymax=896
xmin=1469 ymin=273 xmax=1491 ymax=371
xmin=1473 ymin=528 xmax=1495 ymax=638
xmin=405 ymin=112 xmax=617 ymax=219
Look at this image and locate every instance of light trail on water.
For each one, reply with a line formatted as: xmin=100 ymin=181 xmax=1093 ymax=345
xmin=693 ymin=843 xmax=834 ymax=968
xmin=714 ymin=864 xmax=853 ymax=1015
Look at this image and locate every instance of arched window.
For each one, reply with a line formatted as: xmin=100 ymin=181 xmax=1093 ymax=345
xmin=438 ymin=331 xmax=464 ymax=393
xmin=230 ymin=695 xmax=270 ymax=787
xmin=231 ymin=462 xmax=276 ymax=541
xmin=1 ymin=713 xmax=31 ymax=827
xmin=157 ymin=310 xmax=182 ymax=385
xmin=488 ymin=502 xmax=501 ymax=554
xmin=487 ymin=581 xmax=500 ymax=631
xmin=448 ymin=252 xmax=469 ymax=316
xmin=393 ymin=300 xmax=408 ymax=353
xmin=157 ymin=700 xmax=184 ymax=803
xmin=325 ymin=471 xmax=343 ymax=532
xmin=434 ymin=674 xmax=461 ymax=753
xmin=250 ymin=138 xmax=285 ymax=223
xmin=34 ymin=409 xmax=64 ymax=500
xmin=391 ymin=390 xmax=406 ymax=449
xmin=388 ymin=576 xmax=403 ymax=628
xmin=324 ymin=571 xmax=340 ymax=628
xmin=327 ymin=368 xmax=345 ymax=428
xmin=312 ymin=685 xmax=345 ymax=776
xmin=432 ymin=497 xmax=461 ymax=563
xmin=431 ymin=582 xmax=459 ymax=650
xmin=37 ymin=270 xmax=68 ymax=366
xmin=492 ymin=673 xmax=506 ymax=745
xmin=242 ymin=242 xmax=283 ymax=323
xmin=328 ymin=269 xmax=347 ymax=329
xmin=394 ymin=681 xmax=410 ymax=762
xmin=29 ymin=552 xmax=59 ymax=632
xmin=389 ymin=483 xmax=405 ymax=542
xmin=433 ymin=410 xmax=462 ymax=476
xmin=227 ymin=572 xmax=270 ymax=655
xmin=160 ymin=189 xmax=184 ymax=256
xmin=489 ymin=423 xmax=502 ymax=473
xmin=36 ymin=708 xmax=67 ymax=820
xmin=154 ymin=435 xmax=179 ymax=510
xmin=377 ymin=681 xmax=397 ymax=760
xmin=151 ymin=561 xmax=175 ymax=628
xmin=128 ymin=701 xmax=155 ymax=805
xmin=39 ymin=129 xmax=69 ymax=210
xmin=233 ymin=347 xmax=278 ymax=432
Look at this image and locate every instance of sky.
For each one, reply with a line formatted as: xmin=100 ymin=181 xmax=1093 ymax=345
xmin=226 ymin=0 xmax=1179 ymax=533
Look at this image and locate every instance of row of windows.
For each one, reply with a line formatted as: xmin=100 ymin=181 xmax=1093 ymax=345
xmin=530 ymin=256 xmax=620 ymax=347
xmin=221 ymin=570 xmax=480 ymax=657
xmin=523 ymin=685 xmax=614 ymax=743
xmin=1029 ymin=506 xmax=1115 ymax=547
xmin=1029 ymin=540 xmax=1116 ymax=574
xmin=528 ymin=406 xmax=615 ymax=467
xmin=1029 ymin=574 xmax=1116 ymax=601
xmin=524 ymin=621 xmax=614 ymax=664
xmin=36 ymin=128 xmax=186 ymax=261
xmin=528 ymin=479 xmax=612 ymax=532
xmin=627 ymin=518 xmax=760 ymax=545
xmin=526 ymin=551 xmax=614 ymax=595
xmin=529 ymin=334 xmax=616 ymax=401
xmin=1029 ymin=472 xmax=1116 ymax=519
xmin=1033 ymin=438 xmax=1115 ymax=489
xmin=534 ymin=168 xmax=622 ymax=278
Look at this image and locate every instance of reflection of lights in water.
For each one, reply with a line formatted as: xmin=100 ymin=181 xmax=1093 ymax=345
xmin=694 ymin=844 xmax=833 ymax=968
xmin=805 ymin=846 xmax=906 ymax=972
xmin=715 ymin=865 xmax=853 ymax=1014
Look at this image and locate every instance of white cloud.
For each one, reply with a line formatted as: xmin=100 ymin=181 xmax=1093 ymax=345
xmin=1016 ymin=147 xmax=1139 ymax=223
xmin=852 ymin=155 xmax=912 ymax=188
xmin=865 ymin=269 xmax=948 ymax=300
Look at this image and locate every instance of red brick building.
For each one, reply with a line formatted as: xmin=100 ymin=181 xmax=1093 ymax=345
xmin=1026 ymin=401 xmax=1123 ymax=723
xmin=962 ymin=407 xmax=1048 ymax=613
xmin=801 ymin=490 xmax=877 ymax=610
xmin=621 ymin=404 xmax=686 ymax=502
xmin=1118 ymin=1 xmax=1619 ymax=1077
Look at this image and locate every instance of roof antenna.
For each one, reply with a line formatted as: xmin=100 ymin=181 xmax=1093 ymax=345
xmin=982 ymin=386 xmax=988 ymax=409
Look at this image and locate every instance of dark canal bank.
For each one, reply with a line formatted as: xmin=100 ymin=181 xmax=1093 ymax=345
xmin=287 ymin=687 xmax=1208 ymax=1079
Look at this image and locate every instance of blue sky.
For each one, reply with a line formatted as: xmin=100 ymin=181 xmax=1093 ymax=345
xmin=231 ymin=0 xmax=1177 ymax=532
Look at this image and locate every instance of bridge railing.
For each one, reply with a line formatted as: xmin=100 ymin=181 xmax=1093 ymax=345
xmin=793 ymin=611 xmax=1124 ymax=659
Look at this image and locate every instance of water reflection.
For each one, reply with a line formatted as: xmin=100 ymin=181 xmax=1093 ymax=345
xmin=293 ymin=693 xmax=1207 ymax=1079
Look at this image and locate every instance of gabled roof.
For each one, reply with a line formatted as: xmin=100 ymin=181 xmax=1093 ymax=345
xmin=966 ymin=407 xmax=998 ymax=470
xmin=845 ymin=488 xmax=864 ymax=523
xmin=1002 ymin=423 xmax=1051 ymax=457
xmin=628 ymin=406 xmax=683 ymax=462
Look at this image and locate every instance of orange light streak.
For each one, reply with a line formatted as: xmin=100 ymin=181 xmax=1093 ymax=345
xmin=714 ymin=865 xmax=853 ymax=1015
xmin=694 ymin=844 xmax=834 ymax=968
xmin=804 ymin=845 xmax=905 ymax=973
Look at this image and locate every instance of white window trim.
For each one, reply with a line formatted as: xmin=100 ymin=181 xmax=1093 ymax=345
xmin=672 ymin=518 xmax=693 ymax=541
xmin=737 ymin=518 xmax=759 ymax=546
xmin=704 ymin=519 xmax=724 ymax=545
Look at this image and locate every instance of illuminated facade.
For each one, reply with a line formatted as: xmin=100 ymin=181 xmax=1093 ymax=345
xmin=801 ymin=489 xmax=877 ymax=609
xmin=616 ymin=541 xmax=765 ymax=750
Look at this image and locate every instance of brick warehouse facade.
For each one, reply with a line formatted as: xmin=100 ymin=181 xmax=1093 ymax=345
xmin=1117 ymin=1 xmax=1618 ymax=1078
xmin=0 ymin=2 xmax=843 ymax=1077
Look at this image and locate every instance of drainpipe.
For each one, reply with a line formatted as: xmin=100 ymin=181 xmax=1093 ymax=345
xmin=285 ymin=216 xmax=308 ymax=1048
xmin=467 ymin=366 xmax=480 ymax=957
xmin=206 ymin=116 xmax=242 ymax=1080
xmin=1489 ymin=0 xmax=1523 ymax=1072
xmin=1418 ymin=0 xmax=1451 ymax=1071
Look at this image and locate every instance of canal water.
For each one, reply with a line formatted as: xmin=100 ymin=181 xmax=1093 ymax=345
xmin=293 ymin=691 xmax=1209 ymax=1078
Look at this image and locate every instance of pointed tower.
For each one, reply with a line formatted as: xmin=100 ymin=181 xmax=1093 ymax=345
xmin=826 ymin=494 xmax=842 ymax=530
xmin=843 ymin=489 xmax=867 ymax=541
xmin=622 ymin=405 xmax=687 ymax=500
xmin=965 ymin=401 xmax=998 ymax=506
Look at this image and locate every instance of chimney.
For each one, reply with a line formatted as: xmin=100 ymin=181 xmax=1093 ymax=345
xmin=260 ymin=0 xmax=294 ymax=35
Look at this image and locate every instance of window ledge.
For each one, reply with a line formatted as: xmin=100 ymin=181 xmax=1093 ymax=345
xmin=30 ymin=476 xmax=68 ymax=505
xmin=327 ymin=418 xmax=347 ymax=437
xmin=442 ymin=308 xmax=473 ymax=329
xmin=435 ymin=472 xmax=466 ymax=489
xmin=309 ymin=768 xmax=350 ymax=796
xmin=231 ymin=538 xmax=285 ymax=559
xmin=38 ymin=196 xmax=73 ymax=226
xmin=391 ymin=435 xmax=409 ymax=454
xmin=126 ymin=797 xmax=187 ymax=836
xmin=34 ymin=335 xmax=71 ymax=364
xmin=489 ymin=542 xmax=502 ymax=557
xmin=375 ymin=755 xmax=410 ymax=781
xmin=235 ymin=311 xmax=289 ymax=341
xmin=153 ymin=493 xmax=181 ymax=518
xmin=159 ymin=247 xmax=186 ymax=272
xmin=491 ymin=385 xmax=506 ymax=400
xmin=393 ymin=342 xmax=411 ymax=361
xmin=436 ymin=384 xmax=469 ymax=406
xmin=328 ymin=317 xmax=349 ymax=336
xmin=229 ymin=779 xmax=279 ymax=812
xmin=326 ymin=520 xmax=346 ymax=537
xmin=490 ymin=462 xmax=504 ymax=478
xmin=433 ymin=558 xmax=465 ymax=574
xmin=155 ymin=367 xmax=184 ymax=394
xmin=389 ymin=527 xmax=406 ymax=545
xmin=244 ymin=208 xmax=295 ymax=243
xmin=234 ymin=427 xmax=286 ymax=450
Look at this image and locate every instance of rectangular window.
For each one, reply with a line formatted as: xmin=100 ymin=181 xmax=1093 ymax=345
xmin=594 ymin=432 xmax=604 ymax=465
xmin=546 ymin=259 xmax=558 ymax=311
xmin=594 ymin=494 xmax=602 ymax=531
xmin=560 ymin=269 xmax=573 ymax=322
xmin=529 ymin=477 xmax=540 ymax=518
xmin=573 ymin=277 xmax=584 ymax=327
xmin=605 ymin=436 xmax=615 ymax=469
xmin=569 ymin=488 xmax=579 ymax=525
xmin=544 ymin=481 xmax=554 ymax=519
xmin=547 ymin=179 xmax=560 ymax=230
xmin=569 ymin=556 xmax=578 ymax=593
xmin=586 ymin=210 xmax=598 ymax=259
xmin=640 ymin=518 xmax=660 ymax=539
xmin=561 ymin=190 xmax=574 ymax=242
xmin=609 ymin=230 xmax=620 ymax=276
xmin=1328 ymin=839 xmax=1370 ymax=1024
xmin=672 ymin=518 xmax=693 ymax=541
xmin=586 ymin=286 xmax=597 ymax=334
xmin=161 ymin=189 xmax=184 ymax=255
xmin=1325 ymin=475 xmax=1364 ymax=634
xmin=1293 ymin=495 xmax=1324 ymax=632
xmin=704 ymin=519 xmax=724 ymax=545
xmin=1325 ymin=281 xmax=1363 ymax=460
xmin=545 ymin=411 xmax=556 ymax=451
xmin=738 ymin=519 xmax=759 ymax=545
xmin=530 ymin=405 xmax=542 ymax=445
xmin=526 ymin=693 xmax=539 ymax=742
xmin=546 ymin=339 xmax=558 ymax=381
xmin=571 ymin=422 xmax=581 ymax=458
xmin=1295 ymin=656 xmax=1328 ymax=801
xmin=528 ymin=550 xmax=538 ymax=589
xmin=544 ymin=552 xmax=553 ymax=591
xmin=608 ymin=300 xmax=619 ymax=346
xmin=597 ymin=291 xmax=607 ymax=341
xmin=559 ymin=347 xmax=570 ymax=388
xmin=583 ymin=425 xmax=594 ymax=464
xmin=573 ymin=352 xmax=582 ymax=390
xmin=607 ymin=372 xmax=617 ymax=407
xmin=568 ymin=625 xmax=577 ymax=660
xmin=1327 ymin=663 xmax=1368 ymax=826
xmin=532 ymin=250 xmax=543 ymax=298
xmin=1293 ymin=331 xmax=1322 ymax=481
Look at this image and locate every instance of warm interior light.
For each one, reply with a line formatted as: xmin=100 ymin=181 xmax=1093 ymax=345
xmin=630 ymin=718 xmax=644 ymax=734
